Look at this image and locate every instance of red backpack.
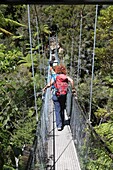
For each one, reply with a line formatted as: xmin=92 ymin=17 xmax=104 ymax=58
xmin=54 ymin=74 xmax=68 ymax=96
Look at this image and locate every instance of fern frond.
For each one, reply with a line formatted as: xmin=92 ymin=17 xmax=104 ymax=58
xmin=0 ymin=27 xmax=13 ymax=35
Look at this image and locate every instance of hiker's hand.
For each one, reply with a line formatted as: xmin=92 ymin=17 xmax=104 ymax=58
xmin=72 ymin=88 xmax=77 ymax=99
xmin=42 ymin=87 xmax=46 ymax=92
xmin=72 ymin=87 xmax=76 ymax=93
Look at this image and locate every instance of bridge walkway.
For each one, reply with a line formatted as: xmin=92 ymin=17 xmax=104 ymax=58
xmin=47 ymin=96 xmax=81 ymax=170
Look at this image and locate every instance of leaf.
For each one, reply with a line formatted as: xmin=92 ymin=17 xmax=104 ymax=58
xmin=0 ymin=27 xmax=13 ymax=35
xmin=5 ymin=18 xmax=26 ymax=27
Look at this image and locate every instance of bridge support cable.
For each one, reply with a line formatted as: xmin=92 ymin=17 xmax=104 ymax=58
xmin=66 ymin=47 xmax=69 ymax=68
xmin=49 ymin=34 xmax=52 ymax=62
xmin=35 ymin=15 xmax=42 ymax=81
xmin=55 ymin=32 xmax=59 ymax=62
xmin=77 ymin=11 xmax=83 ymax=92
xmin=34 ymin=6 xmax=43 ymax=88
xmin=70 ymin=35 xmax=74 ymax=77
xmin=70 ymin=8 xmax=76 ymax=78
xmin=89 ymin=5 xmax=98 ymax=121
xmin=41 ymin=38 xmax=46 ymax=84
xmin=27 ymin=5 xmax=38 ymax=122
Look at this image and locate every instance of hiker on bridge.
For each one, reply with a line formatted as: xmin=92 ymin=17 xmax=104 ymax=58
xmin=43 ymin=64 xmax=74 ymax=131
xmin=49 ymin=56 xmax=58 ymax=80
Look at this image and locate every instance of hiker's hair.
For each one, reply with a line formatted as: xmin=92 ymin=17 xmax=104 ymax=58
xmin=55 ymin=64 xmax=67 ymax=75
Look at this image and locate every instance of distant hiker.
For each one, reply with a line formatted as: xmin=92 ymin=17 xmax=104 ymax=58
xmin=49 ymin=56 xmax=58 ymax=69
xmin=49 ymin=56 xmax=58 ymax=81
xmin=49 ymin=61 xmax=56 ymax=78
xmin=43 ymin=64 xmax=74 ymax=131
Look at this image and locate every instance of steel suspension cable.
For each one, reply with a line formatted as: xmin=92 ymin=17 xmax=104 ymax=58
xmin=77 ymin=11 xmax=83 ymax=91
xmin=34 ymin=6 xmax=42 ymax=78
xmin=47 ymin=34 xmax=52 ymax=84
xmin=41 ymin=38 xmax=46 ymax=81
xmin=70 ymin=35 xmax=74 ymax=77
xmin=70 ymin=8 xmax=75 ymax=78
xmin=27 ymin=5 xmax=38 ymax=122
xmin=35 ymin=16 xmax=42 ymax=78
xmin=49 ymin=34 xmax=52 ymax=61
xmin=55 ymin=32 xmax=59 ymax=63
xmin=89 ymin=5 xmax=98 ymax=121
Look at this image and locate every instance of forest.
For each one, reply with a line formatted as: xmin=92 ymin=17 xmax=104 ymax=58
xmin=0 ymin=4 xmax=113 ymax=170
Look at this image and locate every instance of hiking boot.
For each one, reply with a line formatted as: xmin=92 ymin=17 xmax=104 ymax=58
xmin=57 ymin=127 xmax=62 ymax=131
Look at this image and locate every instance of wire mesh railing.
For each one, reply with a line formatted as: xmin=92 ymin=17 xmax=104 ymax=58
xmin=26 ymin=35 xmax=56 ymax=170
xmin=26 ymin=88 xmax=51 ymax=170
xmin=66 ymin=87 xmax=113 ymax=170
xmin=26 ymin=47 xmax=52 ymax=169
xmin=66 ymin=87 xmax=87 ymax=169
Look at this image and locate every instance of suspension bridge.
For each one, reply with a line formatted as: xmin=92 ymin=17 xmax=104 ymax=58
xmin=25 ymin=63 xmax=112 ymax=170
xmin=26 ymin=46 xmax=87 ymax=169
xmin=22 ymin=4 xmax=113 ymax=169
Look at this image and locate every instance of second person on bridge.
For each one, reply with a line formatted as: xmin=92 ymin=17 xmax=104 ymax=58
xmin=43 ymin=64 xmax=74 ymax=131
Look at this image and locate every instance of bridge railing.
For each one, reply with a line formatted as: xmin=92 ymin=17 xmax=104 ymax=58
xmin=66 ymin=87 xmax=88 ymax=169
xmin=66 ymin=87 xmax=113 ymax=170
xmin=26 ymin=88 xmax=51 ymax=170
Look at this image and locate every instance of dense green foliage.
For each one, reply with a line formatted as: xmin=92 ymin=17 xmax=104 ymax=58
xmin=0 ymin=4 xmax=113 ymax=170
xmin=0 ymin=5 xmax=45 ymax=170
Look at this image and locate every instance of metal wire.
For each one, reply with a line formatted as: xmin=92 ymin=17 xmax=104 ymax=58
xmin=35 ymin=15 xmax=42 ymax=78
xmin=70 ymin=35 xmax=74 ymax=77
xmin=55 ymin=32 xmax=60 ymax=63
xmin=89 ymin=5 xmax=98 ymax=121
xmin=77 ymin=11 xmax=83 ymax=91
xmin=27 ymin=5 xmax=38 ymax=122
xmin=66 ymin=88 xmax=113 ymax=169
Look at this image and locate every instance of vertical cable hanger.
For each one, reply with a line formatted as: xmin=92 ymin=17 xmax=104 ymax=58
xmin=34 ymin=5 xmax=42 ymax=78
xmin=43 ymin=43 xmax=46 ymax=85
xmin=41 ymin=38 xmax=46 ymax=86
xmin=28 ymin=5 xmax=38 ymax=122
xmin=55 ymin=32 xmax=58 ymax=60
xmin=70 ymin=7 xmax=75 ymax=78
xmin=48 ymin=33 xmax=51 ymax=62
xmin=89 ymin=5 xmax=98 ymax=121
xmin=65 ymin=43 xmax=69 ymax=73
xmin=55 ymin=31 xmax=59 ymax=63
xmin=70 ymin=34 xmax=74 ymax=77
xmin=55 ymin=31 xmax=60 ymax=63
xmin=35 ymin=12 xmax=45 ymax=89
xmin=41 ymin=38 xmax=44 ymax=77
xmin=77 ymin=10 xmax=83 ymax=91
xmin=48 ymin=34 xmax=52 ymax=83
xmin=35 ymin=15 xmax=41 ymax=77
